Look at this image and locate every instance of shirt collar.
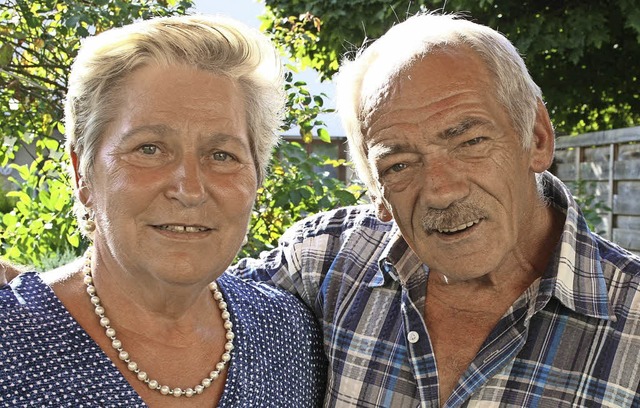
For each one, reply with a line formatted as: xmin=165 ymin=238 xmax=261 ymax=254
xmin=371 ymin=224 xmax=424 ymax=287
xmin=539 ymin=172 xmax=615 ymax=321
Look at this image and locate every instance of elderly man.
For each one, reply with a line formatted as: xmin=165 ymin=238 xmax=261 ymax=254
xmin=234 ymin=12 xmax=640 ymax=407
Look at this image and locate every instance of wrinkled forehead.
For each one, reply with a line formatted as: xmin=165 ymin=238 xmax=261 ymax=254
xmin=359 ymin=45 xmax=489 ymax=135
xmin=359 ymin=57 xmax=412 ymax=132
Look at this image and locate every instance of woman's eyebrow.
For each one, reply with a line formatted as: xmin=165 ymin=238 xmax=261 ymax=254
xmin=119 ymin=124 xmax=172 ymax=141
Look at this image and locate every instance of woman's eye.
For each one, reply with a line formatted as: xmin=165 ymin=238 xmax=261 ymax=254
xmin=139 ymin=145 xmax=157 ymax=155
xmin=213 ymin=152 xmax=231 ymax=161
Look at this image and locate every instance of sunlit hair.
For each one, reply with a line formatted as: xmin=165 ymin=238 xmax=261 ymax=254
xmin=65 ymin=14 xmax=284 ymax=229
xmin=336 ymin=12 xmax=543 ymax=198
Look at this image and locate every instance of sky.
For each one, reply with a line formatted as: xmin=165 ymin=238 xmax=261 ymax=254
xmin=192 ymin=0 xmax=343 ymax=136
xmin=192 ymin=0 xmax=265 ymax=28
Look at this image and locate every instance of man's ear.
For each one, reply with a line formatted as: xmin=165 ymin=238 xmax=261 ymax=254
xmin=371 ymin=195 xmax=393 ymax=222
xmin=529 ymin=99 xmax=556 ymax=173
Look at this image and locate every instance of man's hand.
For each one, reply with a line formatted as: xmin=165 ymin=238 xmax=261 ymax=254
xmin=0 ymin=259 xmax=23 ymax=285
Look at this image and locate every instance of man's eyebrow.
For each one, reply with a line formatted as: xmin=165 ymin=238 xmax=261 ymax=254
xmin=367 ymin=143 xmax=411 ymax=161
xmin=440 ymin=118 xmax=489 ymax=139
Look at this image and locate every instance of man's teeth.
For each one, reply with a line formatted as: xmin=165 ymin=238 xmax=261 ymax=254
xmin=437 ymin=219 xmax=480 ymax=233
xmin=158 ymin=225 xmax=208 ymax=232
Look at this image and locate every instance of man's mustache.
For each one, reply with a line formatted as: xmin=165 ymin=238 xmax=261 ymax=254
xmin=421 ymin=201 xmax=486 ymax=233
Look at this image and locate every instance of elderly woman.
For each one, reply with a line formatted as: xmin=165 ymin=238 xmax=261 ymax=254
xmin=0 ymin=15 xmax=326 ymax=407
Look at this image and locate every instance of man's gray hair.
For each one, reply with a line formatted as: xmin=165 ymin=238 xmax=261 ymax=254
xmin=336 ymin=12 xmax=543 ymax=199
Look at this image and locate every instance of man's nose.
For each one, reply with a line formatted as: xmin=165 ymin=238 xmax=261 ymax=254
xmin=420 ymin=157 xmax=469 ymax=209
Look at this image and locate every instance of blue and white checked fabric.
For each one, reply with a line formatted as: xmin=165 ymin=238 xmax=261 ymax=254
xmin=234 ymin=171 xmax=640 ymax=407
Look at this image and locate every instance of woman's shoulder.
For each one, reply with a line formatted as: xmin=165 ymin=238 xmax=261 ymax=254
xmin=1 ymin=271 xmax=47 ymax=306
xmin=0 ymin=268 xmax=86 ymax=343
xmin=216 ymin=272 xmax=319 ymax=334
xmin=218 ymin=272 xmax=308 ymax=311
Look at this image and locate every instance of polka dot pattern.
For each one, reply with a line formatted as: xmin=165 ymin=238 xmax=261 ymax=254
xmin=1 ymin=272 xmax=326 ymax=407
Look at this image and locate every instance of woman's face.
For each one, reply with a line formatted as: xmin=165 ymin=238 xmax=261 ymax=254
xmin=79 ymin=64 xmax=257 ymax=285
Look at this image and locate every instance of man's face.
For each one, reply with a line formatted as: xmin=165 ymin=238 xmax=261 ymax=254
xmin=364 ymin=48 xmax=552 ymax=282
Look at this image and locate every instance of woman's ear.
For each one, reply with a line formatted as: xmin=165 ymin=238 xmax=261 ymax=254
xmin=71 ymin=151 xmax=91 ymax=207
xmin=529 ymin=99 xmax=556 ymax=173
xmin=70 ymin=151 xmax=81 ymax=187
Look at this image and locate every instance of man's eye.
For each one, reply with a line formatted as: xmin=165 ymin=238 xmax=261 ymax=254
xmin=464 ymin=137 xmax=485 ymax=146
xmin=388 ymin=163 xmax=408 ymax=173
xmin=140 ymin=145 xmax=157 ymax=155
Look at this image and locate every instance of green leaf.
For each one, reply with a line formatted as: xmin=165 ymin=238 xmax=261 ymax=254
xmin=0 ymin=43 xmax=14 ymax=66
xmin=317 ymin=127 xmax=331 ymax=143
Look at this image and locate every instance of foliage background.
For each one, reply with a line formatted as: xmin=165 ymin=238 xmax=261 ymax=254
xmin=2 ymin=0 xmax=636 ymax=268
xmin=261 ymin=0 xmax=640 ymax=135
xmin=0 ymin=0 xmax=362 ymax=268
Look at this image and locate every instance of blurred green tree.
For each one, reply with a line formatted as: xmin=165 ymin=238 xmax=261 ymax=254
xmin=260 ymin=0 xmax=640 ymax=134
xmin=0 ymin=0 xmax=364 ymax=268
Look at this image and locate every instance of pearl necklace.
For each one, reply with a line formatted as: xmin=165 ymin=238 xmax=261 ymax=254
xmin=82 ymin=247 xmax=235 ymax=398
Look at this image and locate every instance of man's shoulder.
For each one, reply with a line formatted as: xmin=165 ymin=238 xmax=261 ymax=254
xmin=594 ymin=234 xmax=640 ymax=278
xmin=288 ymin=204 xmax=395 ymax=241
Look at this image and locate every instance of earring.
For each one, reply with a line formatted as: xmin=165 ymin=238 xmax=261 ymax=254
xmin=82 ymin=211 xmax=96 ymax=234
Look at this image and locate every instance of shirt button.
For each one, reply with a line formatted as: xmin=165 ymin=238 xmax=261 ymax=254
xmin=407 ymin=331 xmax=420 ymax=343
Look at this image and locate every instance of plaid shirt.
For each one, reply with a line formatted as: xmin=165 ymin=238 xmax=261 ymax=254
xmin=233 ymin=172 xmax=640 ymax=407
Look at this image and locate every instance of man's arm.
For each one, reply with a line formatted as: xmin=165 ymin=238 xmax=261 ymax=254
xmin=0 ymin=259 xmax=24 ymax=286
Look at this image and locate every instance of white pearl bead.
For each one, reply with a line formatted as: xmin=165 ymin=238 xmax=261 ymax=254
xmin=173 ymin=388 xmax=182 ymax=397
xmin=90 ymin=296 xmax=101 ymax=305
xmin=83 ymin=275 xmax=93 ymax=285
xmin=221 ymin=311 xmax=230 ymax=319
xmin=86 ymin=285 xmax=96 ymax=295
xmin=218 ymin=301 xmax=227 ymax=310
xmin=112 ymin=339 xmax=122 ymax=350
xmin=94 ymin=306 xmax=104 ymax=315
xmin=202 ymin=378 xmax=212 ymax=388
xmin=160 ymin=385 xmax=170 ymax=395
xmin=185 ymin=388 xmax=194 ymax=398
xmin=224 ymin=321 xmax=233 ymax=330
xmin=137 ymin=371 xmax=147 ymax=381
xmin=100 ymin=317 xmax=110 ymax=327
xmin=105 ymin=328 xmax=116 ymax=337
xmin=195 ymin=385 xmax=204 ymax=394
xmin=118 ymin=350 xmax=129 ymax=361
xmin=209 ymin=282 xmax=218 ymax=290
xmin=225 ymin=342 xmax=234 ymax=351
xmin=213 ymin=291 xmax=223 ymax=300
xmin=148 ymin=379 xmax=158 ymax=389
xmin=210 ymin=371 xmax=219 ymax=380
xmin=127 ymin=361 xmax=137 ymax=371
xmin=226 ymin=331 xmax=234 ymax=340
xmin=221 ymin=353 xmax=231 ymax=363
